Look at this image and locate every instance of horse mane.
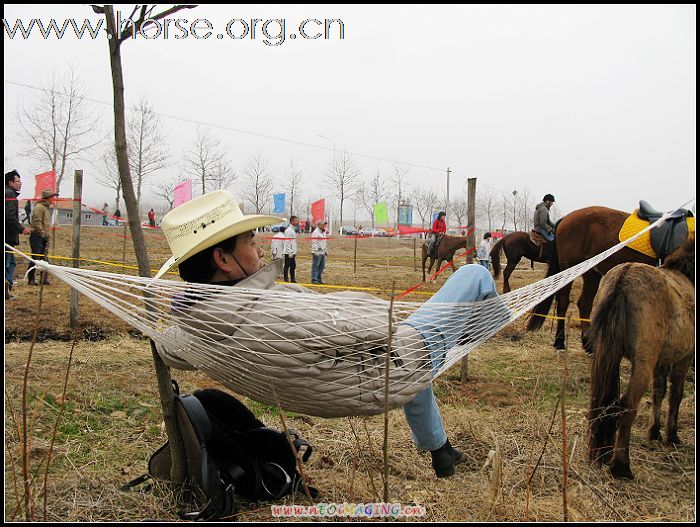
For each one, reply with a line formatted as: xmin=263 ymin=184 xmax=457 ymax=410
xmin=661 ymin=234 xmax=695 ymax=285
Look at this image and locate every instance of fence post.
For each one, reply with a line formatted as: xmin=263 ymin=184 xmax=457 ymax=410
xmin=461 ymin=177 xmax=477 ymax=383
xmin=70 ymin=169 xmax=83 ymax=332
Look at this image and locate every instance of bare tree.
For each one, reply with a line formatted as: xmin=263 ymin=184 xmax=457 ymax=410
xmin=242 ymin=152 xmax=274 ymax=214
xmin=128 ymin=97 xmax=171 ymax=205
xmin=93 ymin=146 xmax=122 ymax=212
xmin=358 ymin=170 xmax=387 ymax=228
xmin=477 ymin=190 xmax=498 ymax=232
xmin=17 ymin=69 xmax=102 ymax=193
xmin=92 ymin=3 xmax=196 ymax=485
xmin=450 ymin=196 xmax=468 ymax=229
xmin=283 ymin=159 xmax=303 ymax=217
xmin=151 ymin=173 xmax=183 ymax=210
xmin=183 ymin=127 xmax=233 ymax=195
xmin=412 ymin=187 xmax=439 ymax=230
xmin=325 ymin=150 xmax=361 ymax=225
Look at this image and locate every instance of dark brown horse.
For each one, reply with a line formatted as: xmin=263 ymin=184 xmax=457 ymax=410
xmin=490 ymin=231 xmax=551 ymax=293
xmin=421 ymin=235 xmax=470 ymax=282
xmin=527 ymin=207 xmax=657 ymax=349
xmin=587 ymin=235 xmax=694 ymax=479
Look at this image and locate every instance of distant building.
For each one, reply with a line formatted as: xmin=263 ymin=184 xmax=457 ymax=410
xmin=20 ymin=199 xmax=105 ymax=226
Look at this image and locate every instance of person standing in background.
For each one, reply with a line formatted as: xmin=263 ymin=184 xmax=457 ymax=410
xmin=311 ymin=220 xmax=328 ymax=284
xmin=28 ymin=188 xmax=58 ymax=286
xmin=5 ymin=170 xmax=30 ymax=299
xmin=283 ymin=215 xmax=299 ymax=283
xmin=477 ymin=232 xmax=492 ymax=270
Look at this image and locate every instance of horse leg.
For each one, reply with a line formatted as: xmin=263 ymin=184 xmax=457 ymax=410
xmin=502 ymin=257 xmax=521 ymax=294
xmin=665 ymin=355 xmax=693 ymax=445
xmin=609 ymin=360 xmax=654 ymax=480
xmin=647 ymin=364 xmax=668 ymax=441
xmin=553 ymin=283 xmax=574 ymax=350
xmin=578 ymin=270 xmax=602 ymax=352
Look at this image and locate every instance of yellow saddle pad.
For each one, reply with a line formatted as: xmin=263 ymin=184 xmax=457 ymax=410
xmin=619 ymin=210 xmax=695 ymax=258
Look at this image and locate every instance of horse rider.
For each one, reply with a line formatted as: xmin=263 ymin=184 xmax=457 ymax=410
xmin=533 ymin=194 xmax=556 ymax=242
xmin=427 ymin=211 xmax=447 ymax=257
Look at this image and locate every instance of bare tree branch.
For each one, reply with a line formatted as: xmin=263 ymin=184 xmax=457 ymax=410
xmin=242 ymin=152 xmax=274 ymax=214
xmin=325 ymin=150 xmax=361 ymax=225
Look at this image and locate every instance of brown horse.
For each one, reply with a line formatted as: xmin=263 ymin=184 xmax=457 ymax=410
xmin=587 ymin=235 xmax=694 ymax=480
xmin=421 ymin=235 xmax=470 ymax=282
xmin=527 ymin=207 xmax=657 ymax=349
xmin=490 ymin=231 xmax=551 ymax=293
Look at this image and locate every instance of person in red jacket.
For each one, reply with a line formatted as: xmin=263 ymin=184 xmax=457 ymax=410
xmin=148 ymin=208 xmax=156 ymax=227
xmin=427 ymin=211 xmax=446 ymax=257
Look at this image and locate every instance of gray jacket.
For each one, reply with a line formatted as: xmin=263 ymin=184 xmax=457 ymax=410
xmin=155 ymin=259 xmax=430 ymax=417
xmin=533 ymin=202 xmax=554 ymax=233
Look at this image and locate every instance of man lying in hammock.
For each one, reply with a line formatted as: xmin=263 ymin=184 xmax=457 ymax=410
xmin=153 ymin=190 xmax=508 ymax=478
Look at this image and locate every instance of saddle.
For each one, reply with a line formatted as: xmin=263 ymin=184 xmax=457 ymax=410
xmin=529 ymin=230 xmax=549 ymax=247
xmin=636 ymin=200 xmax=694 ymax=260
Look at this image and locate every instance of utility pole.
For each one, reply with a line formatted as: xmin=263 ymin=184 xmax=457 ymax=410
xmin=446 ymin=167 xmax=450 ymax=230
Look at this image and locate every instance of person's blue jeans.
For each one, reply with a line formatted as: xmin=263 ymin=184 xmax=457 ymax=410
xmin=5 ymin=251 xmax=16 ymax=288
xmin=536 ymin=227 xmax=554 ymax=242
xmin=401 ymin=264 xmax=500 ymax=450
xmin=479 ymin=260 xmax=490 ymax=270
xmin=311 ymin=254 xmax=326 ymax=283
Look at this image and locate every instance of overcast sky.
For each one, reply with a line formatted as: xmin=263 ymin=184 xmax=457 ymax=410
xmin=3 ymin=4 xmax=696 ymax=222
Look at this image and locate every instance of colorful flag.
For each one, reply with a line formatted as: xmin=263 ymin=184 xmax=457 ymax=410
xmin=374 ymin=202 xmax=388 ymax=224
xmin=173 ymin=180 xmax=193 ymax=208
xmin=273 ymin=193 xmax=286 ymax=214
xmin=311 ymin=198 xmax=325 ymax=224
xmin=34 ymin=170 xmax=56 ymax=200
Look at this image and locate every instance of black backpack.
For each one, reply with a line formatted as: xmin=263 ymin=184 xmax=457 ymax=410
xmin=124 ymin=384 xmax=317 ymax=521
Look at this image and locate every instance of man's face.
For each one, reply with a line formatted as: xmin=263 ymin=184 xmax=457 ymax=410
xmin=231 ymin=230 xmax=264 ymax=276
xmin=545 ymin=200 xmax=553 ymax=209
xmin=290 ymin=217 xmax=299 ymax=227
xmin=318 ymin=223 xmax=326 ymax=232
xmin=8 ymin=174 xmax=21 ymax=192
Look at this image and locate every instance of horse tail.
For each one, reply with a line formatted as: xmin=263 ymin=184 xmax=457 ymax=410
xmin=526 ymin=234 xmax=560 ymax=331
xmin=587 ymin=270 xmax=628 ymax=465
xmin=490 ymin=237 xmax=504 ymax=278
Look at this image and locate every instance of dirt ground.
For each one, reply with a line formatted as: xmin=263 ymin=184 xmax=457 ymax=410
xmin=4 ymin=226 xmax=696 ymax=521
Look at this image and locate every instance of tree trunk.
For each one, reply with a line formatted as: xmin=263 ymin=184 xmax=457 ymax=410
xmin=103 ymin=5 xmax=186 ymax=483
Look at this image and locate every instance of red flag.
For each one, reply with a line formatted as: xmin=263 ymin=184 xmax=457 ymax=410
xmin=34 ymin=170 xmax=57 ymax=200
xmin=311 ymin=198 xmax=325 ymax=224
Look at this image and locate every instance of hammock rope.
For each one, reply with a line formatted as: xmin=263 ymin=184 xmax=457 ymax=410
xmin=6 ymin=207 xmax=687 ymax=417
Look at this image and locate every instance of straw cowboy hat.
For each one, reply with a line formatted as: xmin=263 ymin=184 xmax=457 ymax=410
xmin=154 ymin=190 xmax=281 ymax=279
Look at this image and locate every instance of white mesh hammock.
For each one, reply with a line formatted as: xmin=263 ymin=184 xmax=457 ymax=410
xmin=6 ymin=210 xmax=682 ymax=417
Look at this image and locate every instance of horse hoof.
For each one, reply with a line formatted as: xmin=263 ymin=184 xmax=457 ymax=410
xmin=609 ymin=463 xmax=634 ymax=480
xmin=648 ymin=427 xmax=662 ymax=442
xmin=554 ymin=339 xmax=566 ymax=350
xmin=665 ymin=434 xmax=681 ymax=445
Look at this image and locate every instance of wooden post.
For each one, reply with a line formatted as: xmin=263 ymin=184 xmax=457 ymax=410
xmin=460 ymin=177 xmax=477 ymax=383
xmin=413 ymin=238 xmax=417 ymax=271
xmin=122 ymin=220 xmax=128 ymax=265
xmin=70 ymin=170 xmax=83 ymax=331
xmin=354 ymin=236 xmax=358 ymax=274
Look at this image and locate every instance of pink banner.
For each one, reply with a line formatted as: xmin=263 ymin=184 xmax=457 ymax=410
xmin=34 ymin=170 xmax=57 ymax=199
xmin=311 ymin=198 xmax=325 ymax=224
xmin=173 ymin=180 xmax=192 ymax=208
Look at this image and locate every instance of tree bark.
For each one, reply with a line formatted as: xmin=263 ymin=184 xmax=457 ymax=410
xmin=101 ymin=4 xmax=186 ymax=483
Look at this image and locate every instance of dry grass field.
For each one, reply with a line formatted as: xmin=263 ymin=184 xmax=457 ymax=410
xmin=4 ymin=225 xmax=695 ymax=522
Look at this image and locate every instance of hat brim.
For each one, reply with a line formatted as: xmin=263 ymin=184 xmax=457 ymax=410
xmin=153 ymin=214 xmax=281 ymax=279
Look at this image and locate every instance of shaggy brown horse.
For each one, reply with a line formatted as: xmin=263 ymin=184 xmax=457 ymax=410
xmin=526 ymin=207 xmax=657 ymax=349
xmin=421 ymin=235 xmax=470 ymax=282
xmin=490 ymin=231 xmax=551 ymax=293
xmin=587 ymin=235 xmax=694 ymax=480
